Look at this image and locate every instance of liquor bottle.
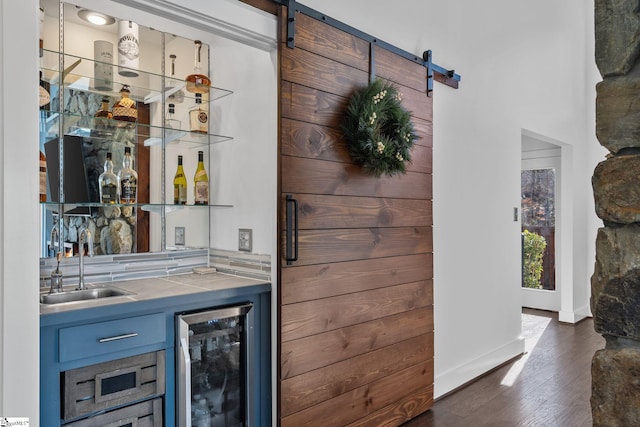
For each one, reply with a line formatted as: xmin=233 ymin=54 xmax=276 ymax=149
xmin=193 ymin=151 xmax=209 ymax=205
xmin=185 ymin=40 xmax=210 ymax=94
xmin=173 ymin=155 xmax=187 ymax=205
xmin=112 ymin=85 xmax=137 ymax=122
xmin=94 ymin=40 xmax=114 ymax=91
xmin=165 ymin=103 xmax=180 ymax=129
xmin=117 ymin=20 xmax=139 ymax=77
xmin=95 ymin=97 xmax=113 ymax=119
xmin=98 ymin=152 xmax=119 ymax=204
xmin=167 ymin=54 xmax=184 ymax=103
xmin=189 ymin=93 xmax=208 ymax=134
xmin=92 ymin=96 xmax=114 ymax=138
xmin=118 ymin=147 xmax=138 ymax=204
xmin=39 ymin=71 xmax=51 ymax=109
xmin=40 ymin=150 xmax=47 ymax=202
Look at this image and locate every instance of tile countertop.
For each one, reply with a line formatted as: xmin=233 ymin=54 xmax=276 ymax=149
xmin=40 ymin=271 xmax=270 ymax=316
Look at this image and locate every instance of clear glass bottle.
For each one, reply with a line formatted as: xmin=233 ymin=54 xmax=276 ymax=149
xmin=99 ymin=152 xmax=119 ymax=204
xmin=174 ymin=155 xmax=187 ymax=205
xmin=167 ymin=54 xmax=185 ymax=103
xmin=192 ymin=397 xmax=210 ymax=427
xmin=165 ymin=103 xmax=180 ymax=129
xmin=118 ymin=146 xmax=138 ymax=204
xmin=112 ymin=84 xmax=138 ymax=122
xmin=194 ymin=150 xmax=209 ymax=205
xmin=189 ymin=93 xmax=208 ymax=134
xmin=95 ymin=97 xmax=113 ymax=119
xmin=185 ymin=40 xmax=210 ymax=94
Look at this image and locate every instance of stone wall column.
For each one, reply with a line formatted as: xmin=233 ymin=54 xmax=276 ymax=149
xmin=592 ymin=1 xmax=640 ymax=424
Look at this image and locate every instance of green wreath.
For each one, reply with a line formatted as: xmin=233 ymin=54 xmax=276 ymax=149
xmin=342 ymin=78 xmax=418 ymax=177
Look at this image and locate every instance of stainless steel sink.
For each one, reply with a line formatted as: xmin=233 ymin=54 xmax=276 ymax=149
xmin=40 ymin=286 xmax=133 ymax=305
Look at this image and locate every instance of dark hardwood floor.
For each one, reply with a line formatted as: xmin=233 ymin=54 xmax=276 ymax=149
xmin=403 ymin=309 xmax=605 ymax=427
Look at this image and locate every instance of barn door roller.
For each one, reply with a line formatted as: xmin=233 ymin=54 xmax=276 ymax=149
xmin=286 ymin=0 xmax=296 ymax=48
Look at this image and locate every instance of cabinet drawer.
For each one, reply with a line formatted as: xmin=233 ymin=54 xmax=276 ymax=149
xmin=63 ymin=351 xmax=165 ymax=420
xmin=59 ymin=313 xmax=166 ymax=363
xmin=65 ymin=397 xmax=163 ymax=427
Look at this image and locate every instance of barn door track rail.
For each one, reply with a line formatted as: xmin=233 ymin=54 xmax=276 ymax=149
xmin=281 ymin=0 xmax=460 ymax=95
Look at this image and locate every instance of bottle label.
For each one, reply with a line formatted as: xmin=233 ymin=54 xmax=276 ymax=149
xmin=174 ymin=185 xmax=187 ymax=204
xmin=101 ymin=184 xmax=118 ymax=204
xmin=117 ymin=20 xmax=139 ymax=77
xmin=195 ymin=181 xmax=209 ymax=205
xmin=190 ymin=110 xmax=208 ymax=133
xmin=118 ymin=32 xmax=139 ymax=61
xmin=120 ymin=177 xmax=137 ymax=203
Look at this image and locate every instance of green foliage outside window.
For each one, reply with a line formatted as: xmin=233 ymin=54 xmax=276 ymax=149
xmin=522 ymin=229 xmax=547 ymax=289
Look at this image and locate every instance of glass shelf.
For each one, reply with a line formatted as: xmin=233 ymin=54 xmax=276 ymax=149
xmin=42 ymin=202 xmax=233 ymax=213
xmin=40 ymin=110 xmax=234 ymax=146
xmin=41 ymin=49 xmax=233 ymax=104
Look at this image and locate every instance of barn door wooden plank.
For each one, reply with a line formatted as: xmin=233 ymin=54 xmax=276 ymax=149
xmin=281 ymin=156 xmax=432 ymax=199
xmin=281 ymin=255 xmax=433 ymax=305
xmin=282 ymin=280 xmax=432 ymax=341
xmin=280 ymin=226 xmax=432 ymax=266
xmin=281 ymin=117 xmax=432 ymax=172
xmin=280 ymin=193 xmax=432 ymax=230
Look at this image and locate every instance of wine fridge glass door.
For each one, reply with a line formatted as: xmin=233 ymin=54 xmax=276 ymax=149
xmin=177 ymin=302 xmax=254 ymax=427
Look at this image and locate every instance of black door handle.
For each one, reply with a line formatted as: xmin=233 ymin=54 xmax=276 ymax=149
xmin=285 ymin=195 xmax=298 ymax=265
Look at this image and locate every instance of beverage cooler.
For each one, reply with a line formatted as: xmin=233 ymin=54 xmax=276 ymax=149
xmin=176 ymin=302 xmax=255 ymax=427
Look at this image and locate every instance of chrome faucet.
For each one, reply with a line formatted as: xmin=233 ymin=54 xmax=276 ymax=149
xmin=77 ymin=227 xmax=94 ymax=290
xmin=49 ymin=252 xmax=63 ymax=294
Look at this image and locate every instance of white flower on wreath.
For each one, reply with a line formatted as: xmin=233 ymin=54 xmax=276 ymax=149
xmin=373 ymin=90 xmax=387 ymax=105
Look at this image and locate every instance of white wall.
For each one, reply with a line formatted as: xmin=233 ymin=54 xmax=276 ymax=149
xmin=302 ymin=0 xmax=601 ymax=397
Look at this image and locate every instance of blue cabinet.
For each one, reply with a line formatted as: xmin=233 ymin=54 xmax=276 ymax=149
xmin=40 ymin=282 xmax=271 ymax=427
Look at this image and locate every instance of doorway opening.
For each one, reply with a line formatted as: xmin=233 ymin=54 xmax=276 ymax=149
xmin=521 ymin=133 xmax=561 ymax=312
xmin=521 ymin=168 xmax=556 ymax=291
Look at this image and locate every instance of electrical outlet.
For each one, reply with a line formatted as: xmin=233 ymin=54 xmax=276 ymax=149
xmin=239 ymin=228 xmax=252 ymax=252
xmin=175 ymin=226 xmax=185 ymax=246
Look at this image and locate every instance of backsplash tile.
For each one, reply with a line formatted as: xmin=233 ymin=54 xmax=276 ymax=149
xmin=209 ymin=248 xmax=271 ymax=281
xmin=40 ymin=248 xmax=271 ymax=289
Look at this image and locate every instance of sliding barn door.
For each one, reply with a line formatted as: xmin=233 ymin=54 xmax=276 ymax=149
xmin=278 ymin=7 xmax=434 ymax=426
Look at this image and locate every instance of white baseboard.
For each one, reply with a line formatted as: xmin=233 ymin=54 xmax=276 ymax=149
xmin=558 ymin=305 xmax=590 ymax=324
xmin=434 ymin=337 xmax=525 ymax=399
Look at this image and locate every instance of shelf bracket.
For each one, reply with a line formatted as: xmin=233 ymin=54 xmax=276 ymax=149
xmin=286 ymin=0 xmax=297 ymax=48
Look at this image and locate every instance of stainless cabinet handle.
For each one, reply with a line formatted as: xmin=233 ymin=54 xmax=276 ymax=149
xmin=98 ymin=332 xmax=139 ymax=343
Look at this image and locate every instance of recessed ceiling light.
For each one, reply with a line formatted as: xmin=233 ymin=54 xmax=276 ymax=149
xmin=77 ymin=9 xmax=115 ymax=26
